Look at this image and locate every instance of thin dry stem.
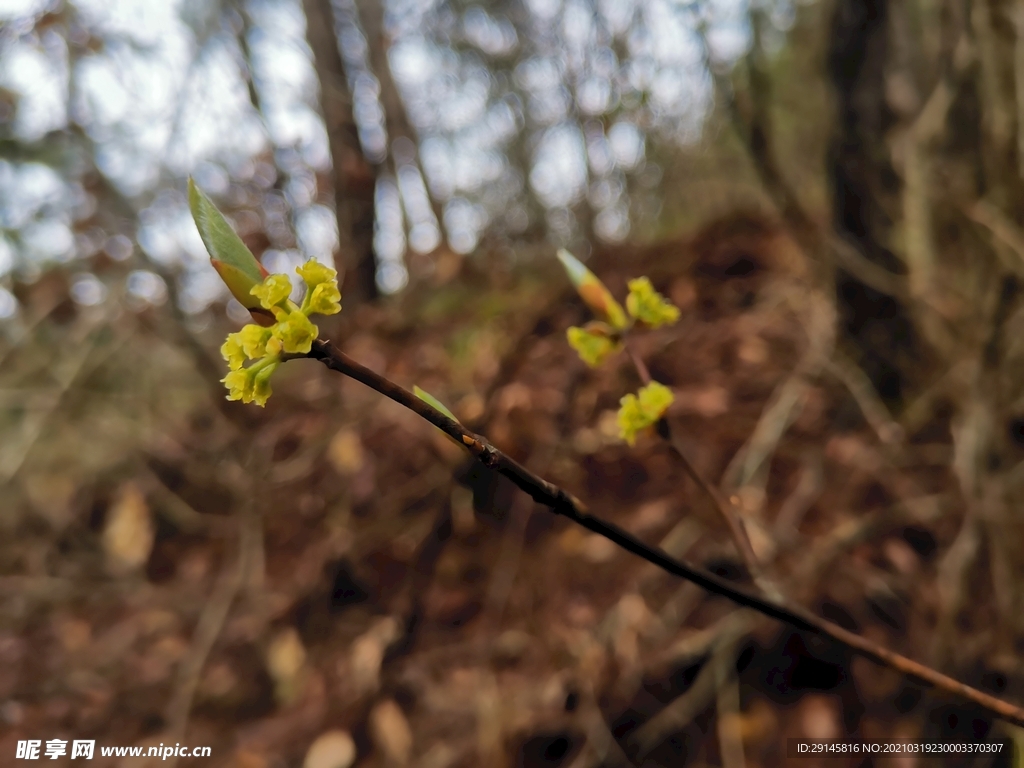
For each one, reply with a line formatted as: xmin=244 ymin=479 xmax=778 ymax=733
xmin=632 ymin=618 xmax=748 ymax=758
xmin=624 ymin=339 xmax=764 ymax=586
xmin=304 ymin=337 xmax=1024 ymax=728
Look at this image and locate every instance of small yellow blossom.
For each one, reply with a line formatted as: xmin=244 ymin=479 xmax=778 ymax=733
xmin=270 ymin=308 xmax=318 ymax=354
xmin=567 ymin=324 xmax=620 ymax=368
xmin=251 ymin=361 xmax=279 ymax=407
xmin=222 ymin=368 xmax=253 ymax=403
xmin=221 ymin=333 xmax=246 ymax=371
xmin=307 ymin=281 xmax=342 ymax=316
xmin=626 ymin=277 xmax=680 ymax=328
xmin=197 ymin=188 xmax=349 ymax=408
xmin=296 ymin=258 xmax=336 ymax=288
xmin=296 ymin=260 xmax=341 ymax=315
xmin=617 ymin=381 xmax=675 ymax=445
xmin=251 ymin=273 xmax=293 ymax=310
xmin=238 ymin=323 xmax=273 ymax=359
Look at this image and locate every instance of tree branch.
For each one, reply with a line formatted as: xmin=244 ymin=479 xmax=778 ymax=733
xmin=304 ymin=337 xmax=1024 ymax=728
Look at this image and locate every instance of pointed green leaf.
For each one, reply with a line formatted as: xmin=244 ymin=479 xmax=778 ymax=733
xmin=414 ymin=386 xmax=459 ymax=423
xmin=209 ymin=260 xmax=267 ymax=313
xmin=189 ymin=177 xmax=268 ymax=309
xmin=556 ymin=249 xmax=628 ymax=329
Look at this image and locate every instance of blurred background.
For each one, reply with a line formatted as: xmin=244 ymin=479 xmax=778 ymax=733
xmin=3 ymin=0 xmax=1024 ymax=765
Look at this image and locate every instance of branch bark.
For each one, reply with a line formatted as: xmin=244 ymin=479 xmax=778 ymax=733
xmin=304 ymin=337 xmax=1024 ymax=728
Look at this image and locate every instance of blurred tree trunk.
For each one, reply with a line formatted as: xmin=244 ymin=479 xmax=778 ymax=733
xmin=826 ymin=0 xmax=1024 ymax=672
xmin=354 ymin=0 xmax=447 ymax=242
xmin=303 ymin=0 xmax=378 ymax=304
xmin=826 ymin=0 xmax=918 ymax=405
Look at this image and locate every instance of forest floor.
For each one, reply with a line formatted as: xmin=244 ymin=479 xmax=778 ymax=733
xmin=1 ymin=213 xmax=1012 ymax=768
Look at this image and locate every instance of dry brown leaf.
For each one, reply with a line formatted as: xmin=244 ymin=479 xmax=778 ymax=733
xmin=327 ymin=429 xmax=364 ymax=476
xmin=198 ymin=662 xmax=238 ymax=702
xmin=266 ymin=627 xmax=307 ymax=705
xmin=737 ymin=334 xmax=769 ymax=365
xmin=630 ymin=498 xmax=671 ymax=532
xmin=883 ymin=538 xmax=919 ymax=574
xmin=676 ymin=385 xmax=730 ymax=418
xmin=232 ymin=748 xmax=269 ymax=768
xmin=303 ymin=730 xmax=356 ymax=768
xmin=369 ymin=699 xmax=413 ymax=766
xmin=349 ymin=616 xmax=401 ymax=696
xmin=799 ymin=694 xmax=839 ymax=739
xmin=597 ymin=409 xmax=619 ymax=438
xmin=456 ymin=393 xmax=485 ymax=422
xmin=579 ymin=533 xmax=617 ymax=563
xmin=102 ymin=482 xmax=153 ymax=575
xmin=738 ymin=697 xmax=778 ymax=745
xmin=670 ymin=277 xmax=698 ymax=309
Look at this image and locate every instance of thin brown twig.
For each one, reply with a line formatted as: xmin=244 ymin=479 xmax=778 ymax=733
xmin=825 ymin=351 xmax=905 ymax=446
xmin=631 ymin=618 xmax=749 ymax=758
xmin=164 ymin=521 xmax=248 ymax=745
xmin=623 ymin=341 xmax=762 ymax=582
xmin=165 ymin=456 xmax=263 ymax=765
xmin=304 ymin=337 xmax=1024 ymax=728
xmin=965 ymin=200 xmax=1024 ymax=274
xmin=714 ymin=636 xmax=747 ymax=768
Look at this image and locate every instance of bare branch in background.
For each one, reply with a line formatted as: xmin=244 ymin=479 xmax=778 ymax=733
xmin=735 ymin=11 xmax=817 ymax=245
xmin=164 ymin=492 xmax=259 ymax=756
xmin=631 ymin=616 xmax=749 ymax=759
xmin=966 ymin=200 xmax=1024 ymax=275
xmin=624 ymin=337 xmax=764 ymax=585
xmin=353 ymin=0 xmax=447 ymax=243
xmin=303 ymin=0 xmax=378 ymax=304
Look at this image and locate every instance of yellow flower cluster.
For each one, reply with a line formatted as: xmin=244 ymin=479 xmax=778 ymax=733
xmin=617 ymin=381 xmax=675 ymax=445
xmin=626 ymin=277 xmax=680 ymax=328
xmin=555 ymin=252 xmax=683 ymax=449
xmin=221 ymin=258 xmax=342 ymax=406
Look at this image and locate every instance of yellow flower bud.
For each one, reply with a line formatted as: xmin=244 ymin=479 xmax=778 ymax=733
xmin=296 ymin=258 xmax=337 ymax=288
xmin=251 ymin=361 xmax=279 ymax=407
xmin=222 ymin=368 xmax=254 ymax=402
xmin=238 ymin=324 xmax=273 ymax=359
xmin=567 ymin=324 xmax=620 ymax=367
xmin=307 ymin=281 xmax=342 ymax=316
xmin=251 ymin=274 xmax=293 ymax=310
xmin=617 ymin=381 xmax=674 ymax=445
xmin=626 ymin=277 xmax=680 ymax=328
xmin=270 ymin=308 xmax=318 ymax=354
xmin=221 ymin=333 xmax=246 ymax=371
